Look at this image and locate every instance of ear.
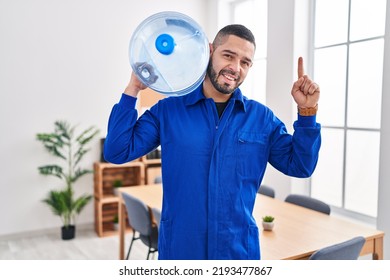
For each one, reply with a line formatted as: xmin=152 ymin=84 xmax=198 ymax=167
xmin=209 ymin=43 xmax=213 ymax=55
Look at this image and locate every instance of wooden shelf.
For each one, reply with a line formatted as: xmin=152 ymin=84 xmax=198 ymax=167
xmin=93 ymin=158 xmax=162 ymax=237
xmin=94 ymin=161 xmax=145 ymax=200
xmin=93 ymin=161 xmax=145 ymax=237
xmin=142 ymin=158 xmax=161 ymax=165
xmin=141 ymin=157 xmax=162 ymax=184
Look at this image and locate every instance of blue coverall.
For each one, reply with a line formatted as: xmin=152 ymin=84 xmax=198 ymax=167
xmin=104 ymin=84 xmax=321 ymax=259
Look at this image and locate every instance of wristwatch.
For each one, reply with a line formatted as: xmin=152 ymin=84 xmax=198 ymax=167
xmin=298 ymin=104 xmax=318 ymax=116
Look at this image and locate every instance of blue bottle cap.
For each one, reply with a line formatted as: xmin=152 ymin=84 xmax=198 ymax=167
xmin=155 ymin=34 xmax=175 ymax=55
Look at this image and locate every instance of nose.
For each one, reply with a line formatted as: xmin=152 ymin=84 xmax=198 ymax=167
xmin=228 ymin=59 xmax=240 ymax=73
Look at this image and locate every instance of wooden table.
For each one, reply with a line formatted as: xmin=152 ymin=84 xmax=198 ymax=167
xmin=254 ymin=195 xmax=384 ymax=260
xmin=117 ymin=184 xmax=384 ymax=260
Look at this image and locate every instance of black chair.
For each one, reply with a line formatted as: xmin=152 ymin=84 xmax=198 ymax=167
xmin=309 ymin=236 xmax=366 ymax=260
xmin=258 ymin=185 xmax=275 ymax=198
xmin=122 ymin=192 xmax=158 ymax=260
xmin=285 ymin=194 xmax=331 ymax=215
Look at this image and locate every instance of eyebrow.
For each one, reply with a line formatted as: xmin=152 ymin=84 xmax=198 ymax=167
xmin=222 ymin=49 xmax=253 ymax=65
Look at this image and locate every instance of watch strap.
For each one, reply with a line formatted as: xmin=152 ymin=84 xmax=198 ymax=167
xmin=298 ymin=104 xmax=318 ymax=116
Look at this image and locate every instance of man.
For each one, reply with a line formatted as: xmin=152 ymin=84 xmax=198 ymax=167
xmin=104 ymin=24 xmax=321 ymax=259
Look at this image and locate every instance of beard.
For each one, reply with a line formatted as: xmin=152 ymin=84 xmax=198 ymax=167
xmin=206 ymin=59 xmax=242 ymax=95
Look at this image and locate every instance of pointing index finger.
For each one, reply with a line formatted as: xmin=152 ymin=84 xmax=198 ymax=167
xmin=298 ymin=57 xmax=304 ymax=78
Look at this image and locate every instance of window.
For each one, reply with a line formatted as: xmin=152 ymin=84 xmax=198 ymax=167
xmin=311 ymin=0 xmax=386 ymax=220
xmin=229 ymin=0 xmax=268 ymax=103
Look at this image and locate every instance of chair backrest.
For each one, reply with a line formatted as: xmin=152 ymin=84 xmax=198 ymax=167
xmin=154 ymin=176 xmax=162 ymax=184
xmin=285 ymin=194 xmax=331 ymax=215
xmin=309 ymin=236 xmax=366 ymax=260
xmin=122 ymin=192 xmax=152 ymax=236
xmin=151 ymin=207 xmax=161 ymax=230
xmin=258 ymin=185 xmax=275 ymax=198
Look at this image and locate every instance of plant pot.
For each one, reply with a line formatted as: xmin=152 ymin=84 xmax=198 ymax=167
xmin=113 ymin=188 xmax=119 ymax=196
xmin=114 ymin=223 xmax=119 ymax=231
xmin=61 ymin=225 xmax=75 ymax=240
xmin=262 ymin=221 xmax=274 ymax=231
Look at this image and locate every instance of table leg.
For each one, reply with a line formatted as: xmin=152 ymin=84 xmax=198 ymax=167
xmin=119 ymin=200 xmax=125 ymax=260
xmin=373 ymin=236 xmax=384 ymax=260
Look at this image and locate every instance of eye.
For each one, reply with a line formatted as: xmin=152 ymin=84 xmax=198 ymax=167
xmin=241 ymin=60 xmax=251 ymax=68
xmin=223 ymin=53 xmax=232 ymax=59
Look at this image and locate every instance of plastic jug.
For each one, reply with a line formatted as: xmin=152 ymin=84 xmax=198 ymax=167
xmin=129 ymin=11 xmax=210 ymax=96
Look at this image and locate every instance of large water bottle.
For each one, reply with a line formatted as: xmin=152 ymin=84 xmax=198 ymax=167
xmin=129 ymin=11 xmax=210 ymax=96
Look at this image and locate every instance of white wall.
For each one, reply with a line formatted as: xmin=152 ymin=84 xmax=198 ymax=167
xmin=0 ymin=0 xmax=208 ymax=236
xmin=263 ymin=0 xmax=311 ymax=200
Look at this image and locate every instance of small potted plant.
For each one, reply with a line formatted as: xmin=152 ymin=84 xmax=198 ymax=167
xmin=112 ymin=179 xmax=123 ymax=196
xmin=113 ymin=214 xmax=119 ymax=231
xmin=262 ymin=215 xmax=275 ymax=231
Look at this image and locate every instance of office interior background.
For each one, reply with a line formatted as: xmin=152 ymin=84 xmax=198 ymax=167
xmin=1 ymin=0 xmax=389 ymax=259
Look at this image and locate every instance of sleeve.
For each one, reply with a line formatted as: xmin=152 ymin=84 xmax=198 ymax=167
xmin=103 ymin=93 xmax=160 ymax=164
xmin=268 ymin=114 xmax=321 ymax=178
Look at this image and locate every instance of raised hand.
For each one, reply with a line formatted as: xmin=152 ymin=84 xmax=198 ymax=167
xmin=124 ymin=71 xmax=148 ymax=97
xmin=291 ymin=57 xmax=320 ymax=109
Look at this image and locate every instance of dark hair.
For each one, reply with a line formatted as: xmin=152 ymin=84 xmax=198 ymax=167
xmin=213 ymin=24 xmax=256 ymax=49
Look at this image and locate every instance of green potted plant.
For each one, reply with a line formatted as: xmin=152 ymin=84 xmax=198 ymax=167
xmin=112 ymin=179 xmax=123 ymax=196
xmin=36 ymin=120 xmax=99 ymax=240
xmin=113 ymin=214 xmax=119 ymax=231
xmin=262 ymin=215 xmax=275 ymax=231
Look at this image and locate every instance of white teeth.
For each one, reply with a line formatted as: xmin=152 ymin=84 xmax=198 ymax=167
xmin=223 ymin=74 xmax=235 ymax=81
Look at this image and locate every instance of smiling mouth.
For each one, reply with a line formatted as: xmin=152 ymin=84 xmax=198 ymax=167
xmin=220 ymin=69 xmax=239 ymax=83
xmin=222 ymin=73 xmax=237 ymax=81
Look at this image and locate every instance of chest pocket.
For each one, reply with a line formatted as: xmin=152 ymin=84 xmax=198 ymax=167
xmin=237 ymin=131 xmax=268 ymax=177
xmin=239 ymin=131 xmax=266 ymax=143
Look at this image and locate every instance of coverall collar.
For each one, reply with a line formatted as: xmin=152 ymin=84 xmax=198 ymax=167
xmin=184 ymin=83 xmax=247 ymax=112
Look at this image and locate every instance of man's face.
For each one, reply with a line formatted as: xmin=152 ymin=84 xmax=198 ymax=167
xmin=207 ymin=35 xmax=255 ymax=95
